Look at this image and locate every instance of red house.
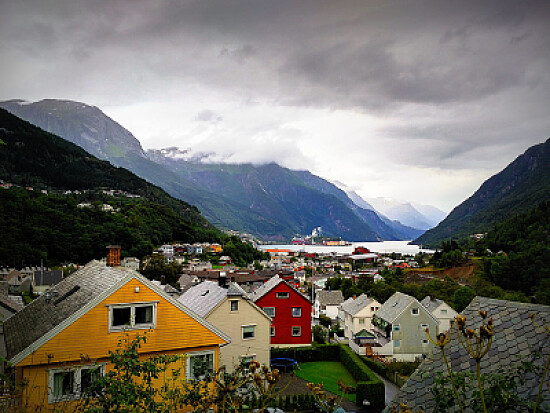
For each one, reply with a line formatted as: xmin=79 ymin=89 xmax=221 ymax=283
xmin=353 ymin=246 xmax=371 ymax=255
xmin=251 ymin=275 xmax=312 ymax=347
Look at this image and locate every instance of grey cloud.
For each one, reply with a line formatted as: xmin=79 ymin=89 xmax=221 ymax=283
xmin=195 ymin=110 xmax=223 ymax=123
xmin=219 ymin=45 xmax=257 ymax=63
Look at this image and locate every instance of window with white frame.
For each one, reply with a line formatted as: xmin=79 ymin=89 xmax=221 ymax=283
xmin=393 ymin=324 xmax=400 ymax=331
xmin=240 ymin=355 xmax=256 ymax=374
xmin=242 ymin=325 xmax=255 ymax=340
xmin=358 ymin=318 xmax=365 ymax=325
xmin=292 ymin=307 xmax=302 ymax=317
xmin=411 ymin=307 xmax=419 ymax=315
xmin=292 ymin=326 xmax=301 ymax=336
xmin=421 ymin=323 xmax=429 ymax=330
xmin=48 ymin=364 xmax=105 ymax=403
xmin=187 ymin=351 xmax=215 ymax=380
xmin=422 ymin=339 xmax=429 ymax=345
xmin=270 ymin=326 xmax=275 ymax=337
xmin=108 ymin=302 xmax=157 ymax=331
xmin=230 ymin=300 xmax=239 ymax=312
xmin=276 ymin=292 xmax=289 ymax=299
xmin=441 ymin=309 xmax=448 ymax=315
xmin=263 ymin=307 xmax=275 ymax=317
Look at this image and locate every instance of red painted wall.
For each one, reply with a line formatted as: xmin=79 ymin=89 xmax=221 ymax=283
xmin=256 ymin=282 xmax=312 ymax=346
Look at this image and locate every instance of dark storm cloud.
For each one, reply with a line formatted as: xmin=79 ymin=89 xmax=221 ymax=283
xmin=1 ymin=0 xmax=550 ymax=193
xmin=2 ymin=0 xmax=549 ymax=110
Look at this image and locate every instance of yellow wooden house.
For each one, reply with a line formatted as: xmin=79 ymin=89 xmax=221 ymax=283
xmin=3 ymin=260 xmax=230 ymax=411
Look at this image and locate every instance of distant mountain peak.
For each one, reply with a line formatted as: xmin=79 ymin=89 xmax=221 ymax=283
xmin=0 ymin=98 xmax=146 ymax=162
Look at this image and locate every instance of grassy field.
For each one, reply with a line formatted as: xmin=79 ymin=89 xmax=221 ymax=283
xmin=295 ymin=361 xmax=357 ymax=403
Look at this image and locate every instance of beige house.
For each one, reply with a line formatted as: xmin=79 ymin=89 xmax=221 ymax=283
xmin=339 ymin=294 xmax=382 ymax=340
xmin=178 ymin=280 xmax=271 ymax=371
xmin=421 ymin=296 xmax=458 ymax=332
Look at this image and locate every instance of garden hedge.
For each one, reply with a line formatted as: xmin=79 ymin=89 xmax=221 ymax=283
xmin=271 ymin=344 xmax=385 ymax=409
xmin=271 ymin=344 xmax=340 ymax=362
xmin=338 ymin=345 xmax=385 ymax=408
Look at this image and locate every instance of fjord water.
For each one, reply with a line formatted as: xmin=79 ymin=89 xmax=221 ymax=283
xmin=258 ymin=240 xmax=434 ymax=255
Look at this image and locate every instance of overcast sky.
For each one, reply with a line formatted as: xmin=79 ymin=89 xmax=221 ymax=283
xmin=1 ymin=0 xmax=550 ymax=211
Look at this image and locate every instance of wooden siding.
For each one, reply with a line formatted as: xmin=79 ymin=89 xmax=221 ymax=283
xmin=18 ymin=347 xmax=217 ymax=412
xmin=256 ymin=283 xmax=311 ymax=346
xmin=208 ymin=297 xmax=271 ymax=371
xmin=19 ymin=278 xmax=226 ymax=367
xmin=15 ymin=278 xmax=226 ymax=411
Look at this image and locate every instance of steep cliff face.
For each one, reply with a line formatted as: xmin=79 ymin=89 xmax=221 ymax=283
xmin=0 ymin=99 xmax=146 ymax=162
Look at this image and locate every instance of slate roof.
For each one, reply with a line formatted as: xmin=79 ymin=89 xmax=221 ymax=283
xmin=249 ymin=275 xmax=311 ymax=303
xmin=249 ymin=275 xmax=286 ymax=302
xmin=317 ymin=290 xmax=344 ymax=306
xmin=3 ymin=261 xmax=128 ymax=361
xmin=0 ymin=294 xmax=23 ymax=314
xmin=178 ymin=281 xmax=228 ymax=317
xmin=374 ymin=291 xmax=415 ymax=323
xmin=421 ymin=295 xmax=444 ymax=311
xmin=33 ymin=269 xmax=64 ymax=286
xmin=177 ymin=274 xmax=196 ymax=293
xmin=340 ymin=294 xmax=373 ymax=316
xmin=4 ymin=261 xmax=231 ymax=363
xmin=385 ymin=297 xmax=550 ymax=412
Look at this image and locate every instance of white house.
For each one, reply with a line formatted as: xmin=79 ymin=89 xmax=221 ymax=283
xmin=314 ymin=290 xmax=344 ymax=320
xmin=421 ymin=296 xmax=458 ymax=332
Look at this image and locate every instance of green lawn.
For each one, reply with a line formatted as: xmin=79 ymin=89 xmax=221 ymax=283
xmin=295 ymin=361 xmax=357 ymax=403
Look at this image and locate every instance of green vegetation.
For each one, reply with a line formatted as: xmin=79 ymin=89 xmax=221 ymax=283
xmin=296 ymin=361 xmax=357 ymax=403
xmin=476 ymin=200 xmax=550 ymax=304
xmin=0 ymin=108 xmax=268 ymax=267
xmin=416 ymin=138 xmax=550 ymax=248
xmin=272 ymin=344 xmax=385 ymax=409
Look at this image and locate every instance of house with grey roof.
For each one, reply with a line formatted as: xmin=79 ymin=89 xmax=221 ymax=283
xmin=314 ymin=290 xmax=344 ymax=320
xmin=179 ymin=280 xmax=272 ymax=371
xmin=6 ymin=269 xmax=31 ymax=294
xmin=250 ymin=275 xmax=312 ymax=347
xmin=339 ymin=294 xmax=382 ymax=345
xmin=2 ymin=260 xmax=231 ymax=410
xmin=386 ymin=297 xmax=550 ymax=412
xmin=372 ymin=291 xmax=439 ymax=362
xmin=33 ymin=269 xmax=64 ymax=294
xmin=421 ymin=295 xmax=458 ymax=332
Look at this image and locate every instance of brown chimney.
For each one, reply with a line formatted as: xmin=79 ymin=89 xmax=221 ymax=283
xmin=106 ymin=245 xmax=121 ymax=267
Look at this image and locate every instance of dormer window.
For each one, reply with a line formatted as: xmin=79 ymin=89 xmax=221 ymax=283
xmin=108 ymin=302 xmax=157 ymax=332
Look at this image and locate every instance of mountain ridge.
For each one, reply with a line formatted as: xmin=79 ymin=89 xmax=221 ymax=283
xmin=0 ymin=98 xmax=432 ymax=241
xmin=415 ymin=137 xmax=550 ymax=247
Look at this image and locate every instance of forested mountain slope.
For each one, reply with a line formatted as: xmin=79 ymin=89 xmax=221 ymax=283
xmin=0 ymin=109 xmax=264 ymax=266
xmin=415 ymin=138 xmax=550 ymax=247
xmin=1 ymin=99 xmax=427 ymax=241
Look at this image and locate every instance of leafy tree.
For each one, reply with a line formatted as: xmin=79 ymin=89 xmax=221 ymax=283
xmin=453 ymin=287 xmax=476 ymax=312
xmin=312 ymin=325 xmax=327 ymax=344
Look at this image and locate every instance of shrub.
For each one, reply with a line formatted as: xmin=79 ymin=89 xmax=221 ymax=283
xmin=362 ymin=357 xmax=388 ymax=377
xmin=271 ymin=344 xmax=340 ymax=362
xmin=386 ymin=361 xmax=421 ymax=378
xmin=338 ymin=345 xmax=385 ymax=408
xmin=313 ymin=325 xmax=328 ymax=344
xmin=319 ymin=314 xmax=332 ymax=327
